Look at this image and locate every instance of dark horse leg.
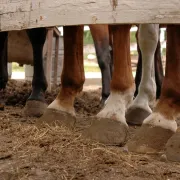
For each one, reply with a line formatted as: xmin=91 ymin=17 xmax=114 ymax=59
xmin=89 ymin=25 xmax=112 ymax=106
xmin=108 ymin=25 xmax=114 ymax=77
xmin=154 ymin=39 xmax=164 ymax=99
xmin=0 ymin=32 xmax=8 ymax=110
xmin=135 ymin=28 xmax=164 ymax=99
xmin=24 ymin=28 xmax=48 ymax=117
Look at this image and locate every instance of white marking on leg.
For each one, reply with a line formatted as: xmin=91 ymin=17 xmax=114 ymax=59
xmin=48 ymin=99 xmax=75 ymax=115
xmin=143 ymin=112 xmax=177 ymax=132
xmin=97 ymin=87 xmax=135 ymax=126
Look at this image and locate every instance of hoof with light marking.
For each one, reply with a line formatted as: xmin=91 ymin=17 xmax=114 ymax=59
xmin=36 ymin=108 xmax=76 ymax=129
xmin=165 ymin=128 xmax=180 ymax=162
xmin=126 ymin=106 xmax=151 ymax=126
xmin=126 ymin=124 xmax=175 ymax=154
xmin=83 ymin=117 xmax=128 ymax=146
xmin=24 ymin=100 xmax=47 ymax=117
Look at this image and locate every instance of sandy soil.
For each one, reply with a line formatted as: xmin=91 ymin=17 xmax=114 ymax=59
xmin=0 ymin=80 xmax=180 ymax=180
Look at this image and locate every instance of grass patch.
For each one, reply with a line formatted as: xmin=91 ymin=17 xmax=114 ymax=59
xmin=12 ymin=62 xmax=24 ymax=72
xmin=84 ymin=65 xmax=100 ymax=72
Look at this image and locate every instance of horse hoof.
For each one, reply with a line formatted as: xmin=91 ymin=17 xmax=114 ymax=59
xmin=99 ymin=98 xmax=107 ymax=109
xmin=126 ymin=124 xmax=175 ymax=154
xmin=83 ymin=117 xmax=128 ymax=146
xmin=126 ymin=106 xmax=151 ymax=126
xmin=165 ymin=128 xmax=180 ymax=162
xmin=24 ymin=100 xmax=47 ymax=117
xmin=0 ymin=103 xmax=4 ymax=111
xmin=36 ymin=108 xmax=76 ymax=129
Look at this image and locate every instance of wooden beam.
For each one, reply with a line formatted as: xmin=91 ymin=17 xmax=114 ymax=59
xmin=46 ymin=28 xmax=53 ymax=91
xmin=53 ymin=27 xmax=61 ymax=37
xmin=53 ymin=36 xmax=59 ymax=87
xmin=1 ymin=0 xmax=180 ymax=31
xmin=47 ymin=27 xmax=60 ymax=37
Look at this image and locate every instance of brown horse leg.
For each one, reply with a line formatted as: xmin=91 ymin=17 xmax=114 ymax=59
xmin=127 ymin=25 xmax=179 ymax=155
xmin=89 ymin=25 xmax=111 ymax=106
xmin=0 ymin=32 xmax=8 ymax=110
xmin=84 ymin=25 xmax=134 ymax=145
xmin=38 ymin=26 xmax=84 ymax=128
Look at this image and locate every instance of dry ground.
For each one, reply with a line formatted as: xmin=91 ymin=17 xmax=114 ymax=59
xmin=0 ymin=80 xmax=180 ymax=180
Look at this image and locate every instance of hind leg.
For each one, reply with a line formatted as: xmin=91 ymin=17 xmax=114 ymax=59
xmin=90 ymin=25 xmax=111 ymax=106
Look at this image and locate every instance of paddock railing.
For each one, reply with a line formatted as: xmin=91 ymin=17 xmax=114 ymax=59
xmin=1 ymin=0 xmax=180 ymax=32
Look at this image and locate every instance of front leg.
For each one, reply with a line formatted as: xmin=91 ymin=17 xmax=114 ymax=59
xmin=126 ymin=24 xmax=159 ymax=125
xmin=83 ymin=25 xmax=135 ymax=145
xmin=24 ymin=28 xmax=48 ymax=117
xmin=37 ymin=26 xmax=85 ymax=128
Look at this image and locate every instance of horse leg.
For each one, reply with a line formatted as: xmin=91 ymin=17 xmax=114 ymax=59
xmin=135 ymin=29 xmax=163 ymax=100
xmin=134 ymin=28 xmax=142 ymax=97
xmin=24 ymin=28 xmax=48 ymax=117
xmin=108 ymin=25 xmax=114 ymax=77
xmin=84 ymin=25 xmax=134 ymax=145
xmin=0 ymin=32 xmax=8 ymax=110
xmin=154 ymin=38 xmax=164 ymax=99
xmin=126 ymin=24 xmax=159 ymax=125
xmin=127 ymin=25 xmax=179 ymax=155
xmin=38 ymin=26 xmax=84 ymax=128
xmin=89 ymin=25 xmax=111 ymax=106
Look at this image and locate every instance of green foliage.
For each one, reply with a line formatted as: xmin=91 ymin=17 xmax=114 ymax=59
xmin=12 ymin=62 xmax=24 ymax=72
xmin=83 ymin=30 xmax=137 ymax=45
xmin=84 ymin=65 xmax=100 ymax=72
xmin=130 ymin=31 xmax=136 ymax=43
xmin=162 ymin=48 xmax=166 ymax=56
xmin=84 ymin=30 xmax=94 ymax=45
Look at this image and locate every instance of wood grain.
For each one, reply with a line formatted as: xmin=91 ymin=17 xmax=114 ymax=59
xmin=0 ymin=0 xmax=180 ymax=31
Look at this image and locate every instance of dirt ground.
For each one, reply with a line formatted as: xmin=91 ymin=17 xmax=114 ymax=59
xmin=0 ymin=80 xmax=180 ymax=180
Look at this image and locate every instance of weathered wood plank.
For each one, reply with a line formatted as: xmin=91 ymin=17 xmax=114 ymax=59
xmin=46 ymin=28 xmax=53 ymax=91
xmin=53 ymin=35 xmax=59 ymax=86
xmin=1 ymin=0 xmax=180 ymax=31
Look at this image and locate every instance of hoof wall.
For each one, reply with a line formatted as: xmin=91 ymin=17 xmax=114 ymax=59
xmin=126 ymin=107 xmax=151 ymax=126
xmin=0 ymin=104 xmax=4 ymax=111
xmin=165 ymin=128 xmax=180 ymax=162
xmin=127 ymin=124 xmax=175 ymax=154
xmin=36 ymin=108 xmax=76 ymax=129
xmin=24 ymin=100 xmax=47 ymax=117
xmin=83 ymin=117 xmax=128 ymax=146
